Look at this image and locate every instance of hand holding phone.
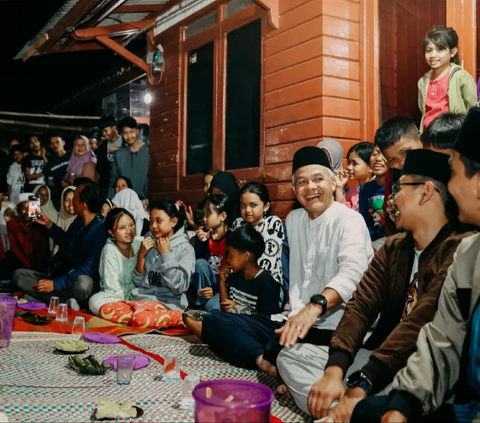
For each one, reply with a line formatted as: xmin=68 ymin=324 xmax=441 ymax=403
xmin=27 ymin=196 xmax=41 ymax=220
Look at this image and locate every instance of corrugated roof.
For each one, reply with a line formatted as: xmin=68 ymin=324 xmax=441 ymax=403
xmin=15 ymin=0 xmax=81 ymax=60
xmin=14 ymin=0 xmax=172 ymax=60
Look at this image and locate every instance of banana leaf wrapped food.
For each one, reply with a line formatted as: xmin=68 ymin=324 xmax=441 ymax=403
xmin=68 ymin=355 xmax=112 ymax=375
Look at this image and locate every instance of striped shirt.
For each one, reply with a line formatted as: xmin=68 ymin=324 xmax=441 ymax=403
xmin=423 ymin=68 xmax=451 ymax=129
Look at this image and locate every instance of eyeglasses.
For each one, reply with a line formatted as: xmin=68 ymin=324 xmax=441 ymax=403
xmin=392 ymin=182 xmax=440 ymax=198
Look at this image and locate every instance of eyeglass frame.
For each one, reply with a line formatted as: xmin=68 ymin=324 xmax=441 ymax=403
xmin=391 ymin=182 xmax=440 ymax=198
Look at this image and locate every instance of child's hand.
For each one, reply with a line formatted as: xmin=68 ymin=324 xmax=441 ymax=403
xmin=198 ymin=287 xmax=214 ymax=299
xmin=139 ymin=237 xmax=156 ymax=258
xmin=221 ymin=299 xmax=238 ymax=312
xmin=196 ymin=228 xmax=211 ymax=242
xmin=219 ymin=265 xmax=232 ymax=283
xmin=334 ymin=169 xmax=350 ymax=189
xmin=386 ymin=194 xmax=397 ymax=223
xmin=181 ymin=202 xmax=197 ymax=229
xmin=156 ymin=237 xmax=171 ymax=254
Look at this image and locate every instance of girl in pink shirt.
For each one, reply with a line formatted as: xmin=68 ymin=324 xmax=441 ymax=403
xmin=335 ymin=142 xmax=374 ymax=211
xmin=418 ymin=26 xmax=477 ymax=131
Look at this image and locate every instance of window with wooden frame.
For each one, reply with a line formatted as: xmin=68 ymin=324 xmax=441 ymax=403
xmin=181 ymin=0 xmax=266 ymax=180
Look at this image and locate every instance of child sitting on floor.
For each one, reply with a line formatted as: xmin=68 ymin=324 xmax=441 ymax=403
xmin=88 ymin=208 xmax=141 ymax=316
xmin=184 ymin=225 xmax=281 ymax=337
xmin=232 ymin=182 xmax=283 ymax=288
xmin=334 ymin=142 xmax=374 ymax=211
xmin=190 ymin=194 xmax=232 ymax=311
xmin=98 ymin=198 xmax=195 ymax=329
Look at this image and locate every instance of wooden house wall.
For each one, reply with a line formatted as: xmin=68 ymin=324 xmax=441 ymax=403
xmin=148 ymin=0 xmax=367 ymax=218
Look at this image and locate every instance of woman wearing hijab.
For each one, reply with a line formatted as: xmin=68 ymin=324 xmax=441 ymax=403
xmin=316 ymin=139 xmax=344 ymax=171
xmin=208 ymin=171 xmax=241 ymax=218
xmin=112 ymin=188 xmax=150 ymax=236
xmin=33 ymin=185 xmax=58 ymax=223
xmin=52 ymin=186 xmax=77 ymax=255
xmin=62 ymin=135 xmax=97 ymax=187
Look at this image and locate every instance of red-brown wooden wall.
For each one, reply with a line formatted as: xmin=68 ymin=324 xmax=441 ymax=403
xmin=149 ymin=0 xmax=366 ymax=218
xmin=379 ymin=0 xmax=446 ymax=124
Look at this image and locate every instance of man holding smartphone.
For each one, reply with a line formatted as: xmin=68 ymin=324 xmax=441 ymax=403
xmin=13 ymin=181 xmax=107 ymax=309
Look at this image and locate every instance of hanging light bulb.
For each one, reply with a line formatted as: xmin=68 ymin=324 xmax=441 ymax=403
xmin=144 ymin=92 xmax=152 ymax=104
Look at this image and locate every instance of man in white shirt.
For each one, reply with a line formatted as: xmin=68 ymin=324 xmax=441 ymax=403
xmin=200 ymin=146 xmax=373 ymax=381
xmin=6 ymin=145 xmax=25 ymax=202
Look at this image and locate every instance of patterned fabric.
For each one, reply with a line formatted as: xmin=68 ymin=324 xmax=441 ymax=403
xmin=1 ymin=333 xmax=307 ymax=422
xmin=99 ymin=300 xmax=185 ymax=329
xmin=232 ymin=215 xmax=284 ymax=285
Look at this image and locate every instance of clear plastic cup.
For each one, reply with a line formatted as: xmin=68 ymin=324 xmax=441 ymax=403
xmin=180 ymin=375 xmax=200 ymax=410
xmin=72 ymin=316 xmax=85 ymax=337
xmin=55 ymin=304 xmax=68 ymax=323
xmin=48 ymin=296 xmax=59 ymax=315
xmin=117 ymin=355 xmax=136 ymax=385
xmin=193 ymin=380 xmax=274 ymax=422
xmin=0 ymin=297 xmax=17 ymax=348
xmin=163 ymin=352 xmax=181 ymax=381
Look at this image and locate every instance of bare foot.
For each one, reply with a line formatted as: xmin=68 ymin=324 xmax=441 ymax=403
xmin=256 ymin=355 xmax=278 ymax=378
xmin=276 ymin=383 xmax=289 ymax=395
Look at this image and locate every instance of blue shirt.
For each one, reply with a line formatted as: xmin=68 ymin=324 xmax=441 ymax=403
xmin=359 ymin=180 xmax=385 ymax=241
xmin=48 ymin=213 xmax=107 ymax=291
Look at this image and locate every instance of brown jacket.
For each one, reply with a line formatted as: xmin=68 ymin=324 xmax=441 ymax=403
xmin=326 ymin=221 xmax=474 ymax=393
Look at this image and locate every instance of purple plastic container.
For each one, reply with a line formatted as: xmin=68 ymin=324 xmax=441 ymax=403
xmin=0 ymin=296 xmax=17 ymax=348
xmin=193 ymin=380 xmax=274 ymax=423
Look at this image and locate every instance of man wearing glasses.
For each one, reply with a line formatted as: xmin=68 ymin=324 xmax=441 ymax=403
xmin=287 ymin=149 xmax=473 ymax=421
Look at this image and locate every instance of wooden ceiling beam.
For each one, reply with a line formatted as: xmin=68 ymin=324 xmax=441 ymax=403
xmin=73 ymin=19 xmax=155 ymax=40
xmin=95 ymin=35 xmax=149 ymax=72
xmin=116 ymin=4 xmax=167 ymax=13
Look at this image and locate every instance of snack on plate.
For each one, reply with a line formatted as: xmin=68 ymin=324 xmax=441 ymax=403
xmin=53 ymin=339 xmax=88 ymax=352
xmin=206 ymin=387 xmax=212 ymax=399
xmin=95 ymin=400 xmax=137 ymax=419
xmin=68 ymin=355 xmax=112 ymax=375
xmin=224 ymin=395 xmax=234 ymax=403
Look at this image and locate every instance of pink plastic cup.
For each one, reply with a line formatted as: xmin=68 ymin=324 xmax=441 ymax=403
xmin=193 ymin=380 xmax=274 ymax=423
xmin=0 ymin=296 xmax=17 ymax=348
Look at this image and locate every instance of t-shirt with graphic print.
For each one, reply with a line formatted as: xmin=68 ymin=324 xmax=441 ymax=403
xmin=359 ymin=180 xmax=385 ymax=241
xmin=194 ymin=231 xmax=229 ymax=279
xmin=402 ymin=249 xmax=423 ymax=320
xmin=22 ymin=154 xmax=45 ymax=192
xmin=227 ymin=269 xmax=281 ymax=315
xmin=232 ymin=215 xmax=284 ymax=285
xmin=6 ymin=162 xmax=25 ymax=202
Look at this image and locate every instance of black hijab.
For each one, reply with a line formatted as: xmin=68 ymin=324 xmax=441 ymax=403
xmin=209 ymin=172 xmax=240 ymax=217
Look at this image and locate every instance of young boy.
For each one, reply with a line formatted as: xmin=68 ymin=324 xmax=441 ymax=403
xmin=374 ymin=116 xmax=423 ymax=235
xmin=6 ymin=145 xmax=25 ymax=202
xmin=184 ymin=224 xmax=281 ymax=338
xmin=421 ymin=112 xmax=465 ymax=155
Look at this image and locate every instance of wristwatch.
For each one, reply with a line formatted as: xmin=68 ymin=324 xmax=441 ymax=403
xmin=310 ymin=294 xmax=328 ymax=315
xmin=347 ymin=371 xmax=373 ymax=395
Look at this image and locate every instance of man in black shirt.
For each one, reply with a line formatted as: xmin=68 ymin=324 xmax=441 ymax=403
xmin=46 ymin=135 xmax=71 ymax=210
xmin=96 ymin=116 xmax=123 ymax=197
xmin=22 ymin=136 xmax=47 ymax=192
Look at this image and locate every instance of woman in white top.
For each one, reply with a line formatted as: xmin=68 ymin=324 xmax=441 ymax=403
xmin=89 ymin=208 xmax=141 ymax=315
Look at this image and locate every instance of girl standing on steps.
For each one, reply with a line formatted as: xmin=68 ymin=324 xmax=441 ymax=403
xmin=418 ymin=26 xmax=477 ymax=132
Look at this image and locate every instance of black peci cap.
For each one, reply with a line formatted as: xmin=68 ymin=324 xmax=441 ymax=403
xmin=292 ymin=146 xmax=332 ymax=176
xmin=401 ymin=149 xmax=451 ymax=184
xmin=453 ymin=107 xmax=480 ymax=164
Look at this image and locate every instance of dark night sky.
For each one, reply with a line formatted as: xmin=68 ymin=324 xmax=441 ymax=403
xmin=0 ymin=0 xmax=134 ymax=114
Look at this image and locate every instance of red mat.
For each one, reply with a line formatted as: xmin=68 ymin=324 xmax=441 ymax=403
xmin=13 ymin=307 xmax=192 ymax=337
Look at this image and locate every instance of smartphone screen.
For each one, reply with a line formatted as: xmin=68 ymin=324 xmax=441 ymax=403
xmin=28 ymin=196 xmax=41 ymax=219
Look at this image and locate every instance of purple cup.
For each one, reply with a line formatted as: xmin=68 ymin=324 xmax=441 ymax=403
xmin=193 ymin=380 xmax=274 ymax=423
xmin=0 ymin=296 xmax=17 ymax=348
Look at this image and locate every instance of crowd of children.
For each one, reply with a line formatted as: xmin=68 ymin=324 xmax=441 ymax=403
xmin=0 ymin=24 xmax=480 ymax=422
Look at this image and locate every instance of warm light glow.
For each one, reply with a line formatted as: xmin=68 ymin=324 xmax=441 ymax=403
xmin=144 ymin=92 xmax=152 ymax=104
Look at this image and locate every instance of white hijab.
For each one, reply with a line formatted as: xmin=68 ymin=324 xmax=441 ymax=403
xmin=33 ymin=185 xmax=59 ymax=224
xmin=112 ymin=188 xmax=149 ymax=237
xmin=57 ymin=186 xmax=77 ymax=232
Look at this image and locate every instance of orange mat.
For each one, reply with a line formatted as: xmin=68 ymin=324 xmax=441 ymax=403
xmin=13 ymin=307 xmax=192 ymax=337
